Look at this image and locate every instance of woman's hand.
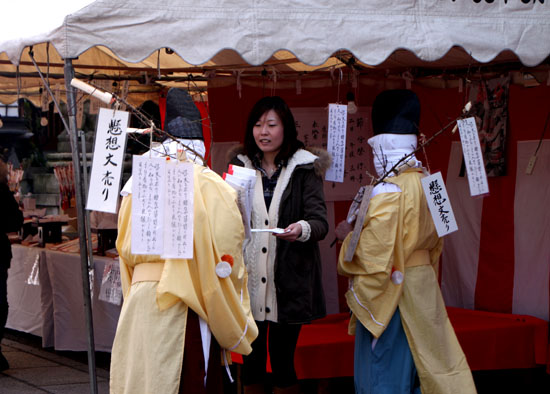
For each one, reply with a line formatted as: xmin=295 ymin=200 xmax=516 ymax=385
xmin=275 ymin=222 xmax=302 ymax=242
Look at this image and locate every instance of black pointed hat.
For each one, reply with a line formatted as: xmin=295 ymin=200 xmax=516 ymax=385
xmin=164 ymin=88 xmax=203 ymax=139
xmin=372 ymin=89 xmax=420 ymax=135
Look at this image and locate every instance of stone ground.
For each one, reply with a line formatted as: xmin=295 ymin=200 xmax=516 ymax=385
xmin=1 ymin=329 xmax=548 ymax=393
xmin=0 ymin=336 xmax=109 ymax=393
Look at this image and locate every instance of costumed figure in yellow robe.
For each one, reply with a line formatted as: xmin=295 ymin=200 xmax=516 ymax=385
xmin=337 ymin=90 xmax=477 ymax=394
xmin=110 ymin=88 xmax=258 ymax=394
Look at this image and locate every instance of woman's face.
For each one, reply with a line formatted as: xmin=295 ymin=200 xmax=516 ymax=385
xmin=253 ymin=110 xmax=284 ymax=155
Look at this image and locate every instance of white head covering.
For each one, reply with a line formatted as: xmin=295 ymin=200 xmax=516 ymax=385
xmin=367 ymin=133 xmax=421 ymax=177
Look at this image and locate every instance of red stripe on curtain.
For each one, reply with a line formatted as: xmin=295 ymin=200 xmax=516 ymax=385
xmin=474 ymin=159 xmax=517 ymax=313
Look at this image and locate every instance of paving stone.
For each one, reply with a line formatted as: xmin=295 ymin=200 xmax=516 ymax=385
xmin=2 ymin=350 xmax=59 ymax=369
xmin=3 ymin=365 xmax=91 ymax=386
xmin=43 ymin=380 xmax=109 ymax=394
xmin=0 ymin=375 xmax=47 ymax=393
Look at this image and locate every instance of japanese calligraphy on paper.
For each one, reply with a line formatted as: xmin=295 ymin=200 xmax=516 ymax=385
xmin=131 ymin=156 xmax=194 ymax=258
xmin=421 ymin=172 xmax=458 ymax=237
xmin=98 ymin=259 xmax=122 ymax=305
xmin=86 ymin=108 xmax=129 ymax=213
xmin=457 ymin=117 xmax=490 ymax=197
xmin=131 ymin=156 xmax=166 ymax=255
xmin=292 ymin=107 xmax=374 ymax=201
xmin=162 ymin=161 xmax=194 ymax=259
xmin=325 ymin=104 xmax=348 ymax=183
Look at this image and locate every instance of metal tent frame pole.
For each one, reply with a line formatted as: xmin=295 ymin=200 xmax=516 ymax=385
xmin=63 ymin=58 xmax=98 ymax=394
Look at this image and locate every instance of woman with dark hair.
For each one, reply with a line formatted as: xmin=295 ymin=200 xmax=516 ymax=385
xmin=229 ymin=96 xmax=330 ymax=394
xmin=0 ymin=160 xmax=23 ymax=371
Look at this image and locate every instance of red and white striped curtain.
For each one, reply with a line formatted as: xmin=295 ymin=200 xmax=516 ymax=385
xmin=441 ymin=140 xmax=550 ymax=321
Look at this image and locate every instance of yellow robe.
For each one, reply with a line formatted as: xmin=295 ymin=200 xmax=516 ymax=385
xmin=338 ymin=168 xmax=476 ymax=394
xmin=110 ymin=163 xmax=258 ymax=394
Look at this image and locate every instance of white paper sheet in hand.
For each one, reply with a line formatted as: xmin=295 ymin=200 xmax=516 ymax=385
xmin=250 ymin=228 xmax=287 ymax=234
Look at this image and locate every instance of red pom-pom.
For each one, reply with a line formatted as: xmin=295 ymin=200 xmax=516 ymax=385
xmin=221 ymin=254 xmax=234 ymax=267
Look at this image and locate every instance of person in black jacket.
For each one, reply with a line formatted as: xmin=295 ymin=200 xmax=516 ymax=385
xmin=229 ymin=96 xmax=330 ymax=394
xmin=0 ymin=160 xmax=23 ymax=371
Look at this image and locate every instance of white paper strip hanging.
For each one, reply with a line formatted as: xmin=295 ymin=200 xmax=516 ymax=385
xmin=457 ymin=117 xmax=490 ymax=197
xmin=325 ymin=104 xmax=347 ymax=183
xmin=421 ymin=172 xmax=458 ymax=237
xmin=130 ymin=156 xmax=166 ymax=255
xmin=86 ymin=108 xmax=129 ymax=213
xmin=162 ymin=160 xmax=194 ymax=259
xmin=98 ymin=259 xmax=122 ymax=305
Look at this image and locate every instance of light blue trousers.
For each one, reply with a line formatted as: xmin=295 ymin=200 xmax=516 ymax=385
xmin=354 ymin=309 xmax=421 ymax=394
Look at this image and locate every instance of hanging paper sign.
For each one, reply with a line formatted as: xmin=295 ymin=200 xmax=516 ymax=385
xmin=162 ymin=160 xmax=194 ymax=259
xmin=421 ymin=172 xmax=458 ymax=237
xmin=86 ymin=108 xmax=129 ymax=213
xmin=98 ymin=259 xmax=122 ymax=305
xmin=131 ymin=156 xmax=166 ymax=255
xmin=457 ymin=117 xmax=490 ymax=197
xmin=325 ymin=104 xmax=348 ymax=183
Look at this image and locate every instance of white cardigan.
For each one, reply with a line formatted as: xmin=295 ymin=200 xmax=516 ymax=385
xmin=237 ymin=149 xmax=317 ymax=322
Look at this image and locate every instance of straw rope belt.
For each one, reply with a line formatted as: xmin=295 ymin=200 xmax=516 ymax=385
xmin=405 ymin=249 xmax=430 ymax=268
xmin=131 ymin=262 xmax=165 ymax=284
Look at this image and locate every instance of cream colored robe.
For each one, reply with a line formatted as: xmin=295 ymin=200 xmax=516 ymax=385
xmin=110 ymin=163 xmax=258 ymax=394
xmin=338 ymin=168 xmax=476 ymax=394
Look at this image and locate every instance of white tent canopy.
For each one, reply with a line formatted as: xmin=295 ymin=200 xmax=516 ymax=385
xmin=2 ymin=0 xmax=550 ymax=68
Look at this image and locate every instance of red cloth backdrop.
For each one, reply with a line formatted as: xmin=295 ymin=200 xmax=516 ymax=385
xmin=208 ymin=81 xmax=550 ymax=324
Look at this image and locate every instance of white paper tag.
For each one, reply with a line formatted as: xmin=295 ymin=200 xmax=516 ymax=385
xmin=98 ymin=259 xmax=122 ymax=305
xmin=86 ymin=108 xmax=129 ymax=213
xmin=131 ymin=156 xmax=166 ymax=255
xmin=161 ymin=161 xmax=194 ymax=259
xmin=421 ymin=172 xmax=458 ymax=237
xmin=325 ymin=104 xmax=348 ymax=183
xmin=457 ymin=117 xmax=489 ymax=196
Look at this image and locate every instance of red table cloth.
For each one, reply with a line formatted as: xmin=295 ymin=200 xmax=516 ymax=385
xmin=232 ymin=307 xmax=549 ymax=379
